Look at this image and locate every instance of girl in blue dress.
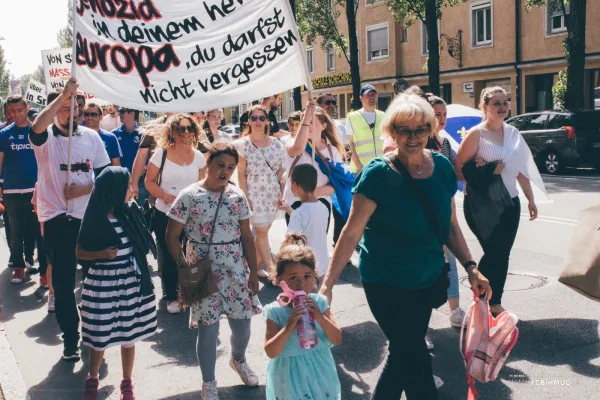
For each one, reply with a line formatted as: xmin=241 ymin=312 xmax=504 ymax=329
xmin=263 ymin=233 xmax=342 ymax=400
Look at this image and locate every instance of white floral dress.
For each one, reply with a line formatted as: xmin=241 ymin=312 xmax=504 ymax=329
xmin=235 ymin=136 xmax=285 ymax=227
xmin=167 ymin=183 xmax=262 ymax=326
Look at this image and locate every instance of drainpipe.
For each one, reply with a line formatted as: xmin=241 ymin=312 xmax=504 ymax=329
xmin=515 ymin=0 xmax=522 ymax=114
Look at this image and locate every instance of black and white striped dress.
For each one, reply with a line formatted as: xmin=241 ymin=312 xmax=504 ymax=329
xmin=80 ymin=218 xmax=157 ymax=351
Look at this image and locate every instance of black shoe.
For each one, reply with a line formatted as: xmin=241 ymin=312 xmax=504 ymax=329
xmin=62 ymin=347 xmax=81 ymax=362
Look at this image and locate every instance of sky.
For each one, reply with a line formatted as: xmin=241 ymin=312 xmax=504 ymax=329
xmin=2 ymin=0 xmax=69 ymax=78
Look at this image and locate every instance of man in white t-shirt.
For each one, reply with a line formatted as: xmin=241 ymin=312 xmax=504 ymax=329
xmin=100 ymin=104 xmax=121 ymax=131
xmin=344 ymin=85 xmax=385 ymax=174
xmin=281 ymin=164 xmax=330 ymax=277
xmin=29 ymin=77 xmax=111 ymax=362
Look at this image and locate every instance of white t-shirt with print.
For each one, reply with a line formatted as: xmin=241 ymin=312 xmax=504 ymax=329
xmin=150 ymin=147 xmax=206 ymax=214
xmin=281 ymin=136 xmax=342 ymax=206
xmin=344 ymin=108 xmax=377 ymax=137
xmin=31 ymin=125 xmax=111 ymax=222
xmin=287 ymin=201 xmax=330 ymax=277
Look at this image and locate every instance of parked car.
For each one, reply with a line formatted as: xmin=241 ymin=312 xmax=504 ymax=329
xmin=219 ymin=124 xmax=240 ymax=140
xmin=278 ymin=119 xmax=288 ymax=132
xmin=506 ymin=110 xmax=600 ymax=175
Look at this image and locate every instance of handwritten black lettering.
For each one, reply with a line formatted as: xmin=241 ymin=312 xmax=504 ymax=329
xmin=187 ymin=45 xmax=216 ymax=69
xmin=222 ymin=7 xmax=285 ymax=56
xmin=139 ymin=78 xmax=195 ymax=104
xmin=203 ymin=0 xmax=245 ymax=21
xmin=92 ymin=15 xmax=116 ymax=39
xmin=76 ymin=0 xmax=162 ymax=22
xmin=117 ymin=17 xmax=204 ymax=44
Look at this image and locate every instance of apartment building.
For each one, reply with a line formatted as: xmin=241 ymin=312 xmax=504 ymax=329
xmin=301 ymin=0 xmax=600 ymax=117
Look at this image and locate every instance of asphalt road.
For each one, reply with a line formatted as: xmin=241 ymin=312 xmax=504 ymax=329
xmin=1 ymin=173 xmax=599 ymax=400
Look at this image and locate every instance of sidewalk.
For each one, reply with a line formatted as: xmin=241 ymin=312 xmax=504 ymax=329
xmin=1 ymin=218 xmax=599 ymax=399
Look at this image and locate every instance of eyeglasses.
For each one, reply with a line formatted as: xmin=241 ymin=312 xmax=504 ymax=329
xmin=391 ymin=124 xmax=430 ymax=137
xmin=321 ymin=100 xmax=337 ymax=106
xmin=118 ymin=109 xmax=131 ymax=114
xmin=175 ymin=125 xmax=196 ymax=134
xmin=84 ymin=112 xmax=99 ymax=117
xmin=250 ymin=115 xmax=267 ymax=122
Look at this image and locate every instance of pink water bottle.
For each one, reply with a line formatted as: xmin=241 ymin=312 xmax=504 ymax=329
xmin=293 ymin=291 xmax=318 ymax=349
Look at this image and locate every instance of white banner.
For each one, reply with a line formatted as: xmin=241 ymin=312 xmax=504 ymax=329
xmin=42 ymin=48 xmax=73 ymax=92
xmin=73 ymin=0 xmax=310 ymax=112
xmin=25 ymin=79 xmax=48 ymax=107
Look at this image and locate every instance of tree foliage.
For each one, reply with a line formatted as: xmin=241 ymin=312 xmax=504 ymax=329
xmin=296 ymin=0 xmax=362 ymax=109
xmin=386 ymin=0 xmax=464 ymax=96
xmin=0 ymin=43 xmax=11 ymax=121
xmin=552 ymin=69 xmax=567 ymax=110
xmin=57 ymin=0 xmax=74 ymax=48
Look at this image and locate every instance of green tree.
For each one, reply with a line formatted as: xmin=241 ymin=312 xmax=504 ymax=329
xmin=296 ymin=0 xmax=362 ymax=109
xmin=57 ymin=0 xmax=74 ymax=48
xmin=0 ymin=43 xmax=11 ymax=121
xmin=526 ymin=0 xmax=586 ymax=110
xmin=387 ymin=0 xmax=464 ymax=96
xmin=19 ymin=65 xmax=45 ymax=99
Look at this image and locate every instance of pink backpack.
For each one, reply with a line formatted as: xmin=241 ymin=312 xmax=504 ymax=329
xmin=460 ymin=299 xmax=519 ymax=400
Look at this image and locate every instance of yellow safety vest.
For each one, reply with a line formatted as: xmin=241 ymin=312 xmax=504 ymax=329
xmin=348 ymin=109 xmax=385 ymax=173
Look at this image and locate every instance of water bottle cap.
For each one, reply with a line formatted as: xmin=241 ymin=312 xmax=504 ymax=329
xmin=295 ymin=290 xmax=307 ymax=296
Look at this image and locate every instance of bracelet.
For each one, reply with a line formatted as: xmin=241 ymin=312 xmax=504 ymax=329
xmin=463 ymin=261 xmax=477 ymax=271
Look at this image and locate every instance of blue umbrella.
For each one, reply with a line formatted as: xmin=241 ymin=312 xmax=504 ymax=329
xmin=305 ymin=143 xmax=355 ymax=221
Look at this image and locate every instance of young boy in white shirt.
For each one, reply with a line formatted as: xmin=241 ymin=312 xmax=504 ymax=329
xmin=279 ymin=164 xmax=330 ymax=277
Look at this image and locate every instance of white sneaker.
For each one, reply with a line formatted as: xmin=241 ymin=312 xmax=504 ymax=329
xmin=229 ymin=359 xmax=259 ymax=387
xmin=425 ymin=335 xmax=434 ymax=350
xmin=434 ymin=375 xmax=444 ymax=389
xmin=48 ymin=295 xmax=56 ymax=313
xmin=167 ymin=301 xmax=181 ymax=314
xmin=449 ymin=307 xmax=467 ymax=328
xmin=201 ymin=380 xmax=219 ymax=400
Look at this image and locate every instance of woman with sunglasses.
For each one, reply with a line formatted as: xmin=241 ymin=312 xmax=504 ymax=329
xmin=202 ymin=109 xmax=230 ymax=144
xmin=319 ymin=94 xmax=491 ymax=400
xmin=235 ymin=105 xmax=285 ymax=279
xmin=145 ymin=114 xmax=207 ymax=314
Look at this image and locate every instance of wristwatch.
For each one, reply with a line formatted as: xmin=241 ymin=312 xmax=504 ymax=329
xmin=463 ymin=261 xmax=477 ymax=271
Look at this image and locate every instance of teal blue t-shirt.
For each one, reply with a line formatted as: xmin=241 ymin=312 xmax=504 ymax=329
xmin=352 ymin=152 xmax=458 ymax=290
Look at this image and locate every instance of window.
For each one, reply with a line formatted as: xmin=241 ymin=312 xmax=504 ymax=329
xmin=421 ymin=20 xmax=440 ymax=55
xmin=522 ymin=114 xmax=548 ymax=131
xmin=547 ymin=113 xmax=572 ymax=129
xmin=471 ymin=1 xmax=492 ymax=46
xmin=367 ymin=24 xmax=389 ymax=61
xmin=306 ymin=48 xmax=314 ymax=74
xmin=547 ymin=0 xmax=569 ymax=34
xmin=326 ymin=47 xmax=335 ymax=72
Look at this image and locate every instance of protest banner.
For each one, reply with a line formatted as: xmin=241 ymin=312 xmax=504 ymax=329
xmin=42 ymin=48 xmax=73 ymax=92
xmin=72 ymin=0 xmax=311 ymax=112
xmin=25 ymin=79 xmax=48 ymax=107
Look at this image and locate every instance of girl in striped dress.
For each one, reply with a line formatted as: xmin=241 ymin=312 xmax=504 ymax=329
xmin=76 ymin=167 xmax=158 ymax=400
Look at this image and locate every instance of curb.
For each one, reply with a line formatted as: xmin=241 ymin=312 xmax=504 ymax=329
xmin=0 ymin=323 xmax=30 ymax=400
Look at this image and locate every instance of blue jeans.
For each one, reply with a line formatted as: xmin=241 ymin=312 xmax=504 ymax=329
xmin=446 ymin=248 xmax=459 ymax=299
xmin=137 ymin=177 xmax=149 ymax=206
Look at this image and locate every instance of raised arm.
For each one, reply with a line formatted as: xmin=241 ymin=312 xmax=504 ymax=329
xmin=286 ymin=100 xmax=314 ymax=157
xmin=32 ymin=78 xmax=77 ymax=134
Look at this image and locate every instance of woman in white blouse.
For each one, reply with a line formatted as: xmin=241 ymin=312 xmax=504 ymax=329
xmin=145 ymin=114 xmax=206 ymax=314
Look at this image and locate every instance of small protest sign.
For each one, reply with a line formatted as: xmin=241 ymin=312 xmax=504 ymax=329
xmin=25 ymin=79 xmax=48 ymax=107
xmin=42 ymin=48 xmax=73 ymax=92
xmin=73 ymin=0 xmax=311 ymax=112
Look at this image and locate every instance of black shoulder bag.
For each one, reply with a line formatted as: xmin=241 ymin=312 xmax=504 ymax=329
xmin=386 ymin=153 xmax=450 ymax=309
xmin=143 ymin=148 xmax=168 ymax=226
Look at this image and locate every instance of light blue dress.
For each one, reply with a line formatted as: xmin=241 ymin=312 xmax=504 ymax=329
xmin=263 ymin=294 xmax=342 ymax=400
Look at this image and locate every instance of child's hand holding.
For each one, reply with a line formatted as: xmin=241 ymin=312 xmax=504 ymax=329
xmin=305 ymin=297 xmax=324 ymax=323
xmin=284 ymin=303 xmax=304 ymax=333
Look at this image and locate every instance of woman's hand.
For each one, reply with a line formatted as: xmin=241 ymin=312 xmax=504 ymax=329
xmin=304 ymin=100 xmax=316 ymax=123
xmin=528 ymin=200 xmax=538 ymax=221
xmin=493 ymin=161 xmax=505 ymax=175
xmin=284 ymin=303 xmax=305 ymax=333
xmin=305 ymin=297 xmax=324 ymax=323
xmin=162 ymin=192 xmax=177 ymax=204
xmin=248 ymin=272 xmax=259 ymax=295
xmin=474 ymin=158 xmax=487 ymax=168
xmin=467 ymin=266 xmax=492 ymax=299
xmin=101 ymin=246 xmax=119 ymax=260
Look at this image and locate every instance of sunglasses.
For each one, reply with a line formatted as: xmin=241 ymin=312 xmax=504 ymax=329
xmin=84 ymin=112 xmax=99 ymax=117
xmin=175 ymin=125 xmax=196 ymax=134
xmin=118 ymin=109 xmax=131 ymax=114
xmin=391 ymin=124 xmax=430 ymax=137
xmin=321 ymin=100 xmax=337 ymax=106
xmin=250 ymin=115 xmax=267 ymax=122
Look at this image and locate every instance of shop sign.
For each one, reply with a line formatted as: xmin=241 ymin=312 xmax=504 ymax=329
xmin=463 ymin=82 xmax=474 ymax=93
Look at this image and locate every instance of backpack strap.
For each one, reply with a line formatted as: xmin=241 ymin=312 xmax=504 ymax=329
xmin=288 ymin=154 xmax=303 ymax=177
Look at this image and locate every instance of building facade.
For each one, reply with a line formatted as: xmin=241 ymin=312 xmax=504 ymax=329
xmin=302 ymin=0 xmax=600 ymax=117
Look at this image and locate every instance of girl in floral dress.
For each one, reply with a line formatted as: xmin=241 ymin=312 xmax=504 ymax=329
xmin=235 ymin=105 xmax=285 ymax=278
xmin=165 ymin=143 xmax=262 ymax=400
xmin=263 ymin=234 xmax=342 ymax=400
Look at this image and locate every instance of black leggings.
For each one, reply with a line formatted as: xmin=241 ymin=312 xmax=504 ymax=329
xmin=152 ymin=209 xmax=179 ymax=301
xmin=364 ymin=282 xmax=438 ymax=400
xmin=284 ymin=198 xmax=332 ymax=232
xmin=464 ymin=196 xmax=521 ymax=305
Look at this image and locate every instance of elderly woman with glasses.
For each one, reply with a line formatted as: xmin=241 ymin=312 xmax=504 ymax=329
xmin=145 ymin=114 xmax=207 ymax=314
xmin=319 ymin=94 xmax=491 ymax=400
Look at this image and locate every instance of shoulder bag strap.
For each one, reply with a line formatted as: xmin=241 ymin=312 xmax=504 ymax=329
xmin=327 ymin=144 xmax=334 ymax=161
xmin=289 ymin=154 xmax=303 ymax=177
xmin=156 ymin=148 xmax=168 ymax=187
xmin=386 ymin=153 xmax=444 ymax=245
xmin=249 ymin=137 xmax=279 ymax=182
xmin=206 ymin=188 xmax=226 ymax=247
